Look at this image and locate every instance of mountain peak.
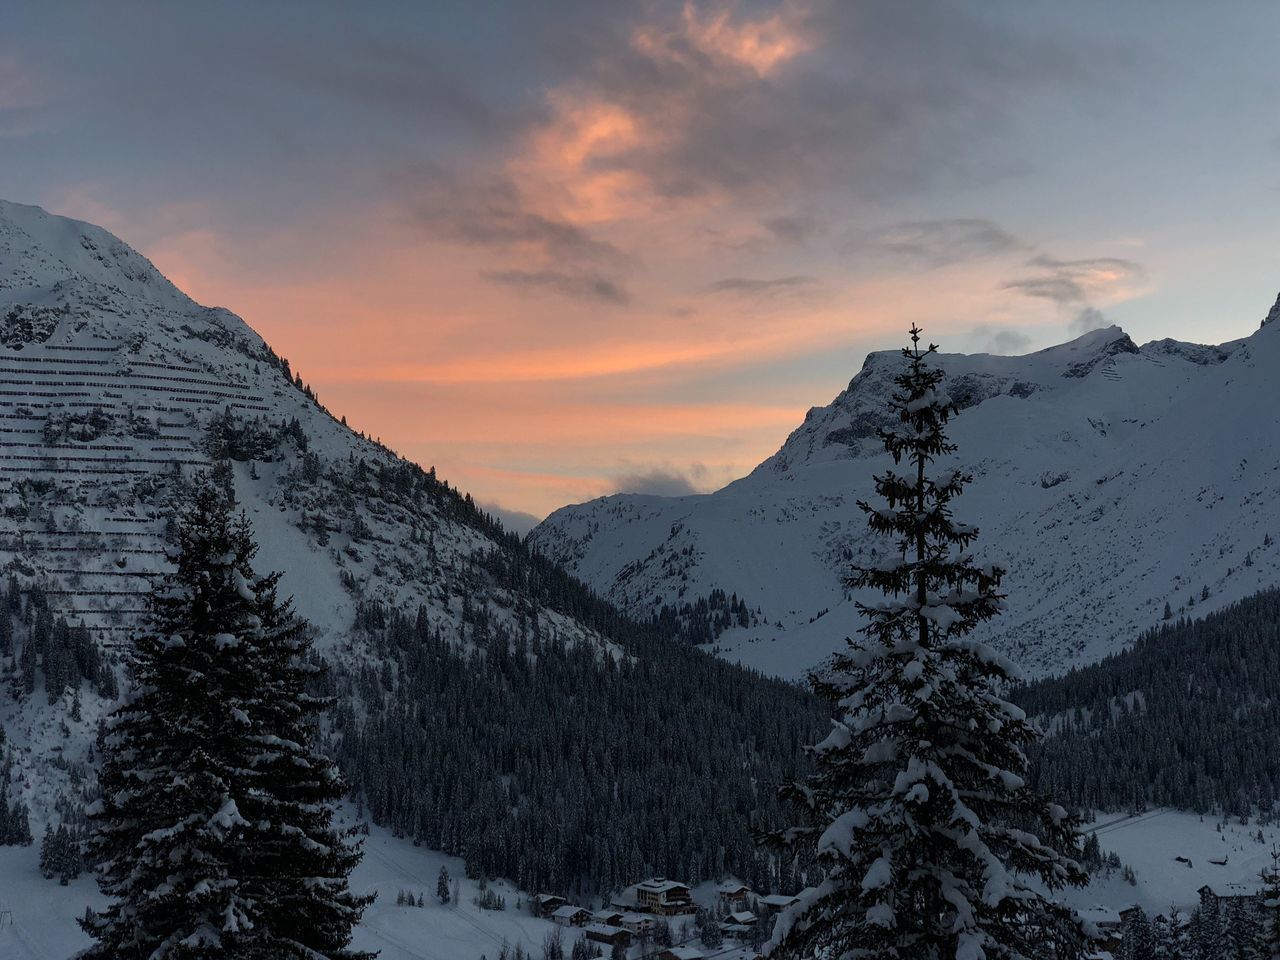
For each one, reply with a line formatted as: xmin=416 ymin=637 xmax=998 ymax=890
xmin=0 ymin=199 xmax=184 ymax=319
xmin=1263 ymin=292 xmax=1280 ymax=328
xmin=1044 ymin=323 xmax=1131 ymax=353
xmin=1037 ymin=324 xmax=1139 ymax=378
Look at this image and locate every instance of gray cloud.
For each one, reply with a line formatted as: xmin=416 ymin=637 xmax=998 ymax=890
xmin=406 ymin=169 xmax=632 ymax=303
xmin=485 ymin=268 xmax=629 ymax=305
xmin=762 ymin=215 xmax=820 ymax=244
xmin=395 ymin=1 xmax=1104 ymax=276
xmin=571 ymin=2 xmax=1094 ymax=207
xmin=1071 ymin=306 xmax=1108 ymax=335
xmin=477 ymin=500 xmax=542 ymax=537
xmin=1004 ymin=254 xmax=1144 ymax=304
xmin=707 ymin=274 xmax=818 ymax=296
xmin=1004 ymin=275 xmax=1088 ymax=303
xmin=609 ymin=464 xmax=708 ymax=497
xmin=408 ymin=173 xmax=622 ymax=265
xmin=873 ymin=218 xmax=1022 ymax=267
xmin=970 ymin=324 xmax=1033 ymax=355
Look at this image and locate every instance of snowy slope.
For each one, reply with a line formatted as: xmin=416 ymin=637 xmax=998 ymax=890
xmin=533 ymin=318 xmax=1280 ymax=679
xmin=1 ymin=811 xmax=759 ymax=960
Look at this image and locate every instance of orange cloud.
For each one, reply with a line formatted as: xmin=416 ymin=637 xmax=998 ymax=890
xmin=512 ymin=93 xmax=655 ymax=225
xmin=679 ymin=1 xmax=812 ymax=76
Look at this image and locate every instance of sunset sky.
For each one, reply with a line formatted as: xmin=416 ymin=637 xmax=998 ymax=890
xmin=4 ymin=1 xmax=1280 ymax=527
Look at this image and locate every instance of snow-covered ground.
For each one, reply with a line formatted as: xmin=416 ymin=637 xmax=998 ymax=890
xmin=1062 ymin=809 xmax=1280 ymax=919
xmin=1 ymin=807 xmax=1271 ymax=959
xmin=0 ymin=813 xmax=757 ymax=960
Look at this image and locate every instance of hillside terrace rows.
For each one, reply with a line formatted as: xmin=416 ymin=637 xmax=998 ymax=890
xmin=0 ymin=338 xmax=270 ymax=642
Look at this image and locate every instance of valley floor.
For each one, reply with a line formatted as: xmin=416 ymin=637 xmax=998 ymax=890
xmin=0 ymin=814 xmax=757 ymax=960
xmin=1 ymin=807 xmax=1271 ymax=959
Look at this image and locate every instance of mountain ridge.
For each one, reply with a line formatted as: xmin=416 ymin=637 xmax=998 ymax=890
xmin=532 ymin=306 xmax=1280 ymax=680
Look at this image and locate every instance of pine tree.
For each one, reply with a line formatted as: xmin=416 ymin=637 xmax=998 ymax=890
xmin=438 ymin=865 xmax=452 ymax=904
xmin=81 ymin=485 xmax=370 ymax=959
xmin=1194 ymin=888 xmax=1225 ymax=960
xmin=235 ymin=559 xmax=373 ymax=958
xmin=1121 ymin=906 xmax=1156 ymax=960
xmin=763 ymin=326 xmax=1089 ymax=960
xmin=0 ymin=752 xmax=32 ymax=846
xmin=39 ymin=824 xmax=55 ymax=879
xmin=1223 ymin=895 xmax=1262 ymax=960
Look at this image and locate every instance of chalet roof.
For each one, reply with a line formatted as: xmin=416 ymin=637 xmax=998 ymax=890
xmin=552 ymin=905 xmax=589 ymax=919
xmin=760 ymin=893 xmax=799 ymax=907
xmin=1200 ymin=883 xmax=1257 ymax=898
xmin=717 ymin=880 xmax=750 ymax=893
xmin=637 ymin=878 xmax=690 ymax=894
xmin=584 ymin=924 xmax=627 ymax=937
xmin=726 ymin=911 xmax=757 ymax=924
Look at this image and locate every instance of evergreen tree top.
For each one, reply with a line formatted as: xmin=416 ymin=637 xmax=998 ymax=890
xmin=765 ymin=327 xmax=1089 ymax=960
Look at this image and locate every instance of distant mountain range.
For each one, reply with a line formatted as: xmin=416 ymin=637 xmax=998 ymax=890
xmin=533 ymin=304 xmax=1280 ymax=680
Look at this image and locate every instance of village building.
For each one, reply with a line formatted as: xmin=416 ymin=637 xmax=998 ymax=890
xmin=584 ymin=924 xmax=632 ymax=948
xmin=591 ymin=909 xmax=625 ymax=927
xmin=716 ymin=880 xmax=752 ymax=913
xmin=1200 ymin=882 xmax=1259 ymax=906
xmin=551 ymin=905 xmax=591 ymax=927
xmin=533 ymin=894 xmax=567 ymax=918
xmin=720 ymin=909 xmax=758 ymax=936
xmin=617 ymin=912 xmax=657 ymax=937
xmin=757 ymin=893 xmax=799 ymax=916
xmin=634 ymin=878 xmax=696 ymax=916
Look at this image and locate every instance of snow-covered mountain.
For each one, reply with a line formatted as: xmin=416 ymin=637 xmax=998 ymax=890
xmin=0 ymin=198 xmax=618 ymax=655
xmin=0 ymin=200 xmax=822 ymax=959
xmin=532 ymin=312 xmax=1280 ymax=680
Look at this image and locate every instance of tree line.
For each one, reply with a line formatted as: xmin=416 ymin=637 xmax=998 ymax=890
xmin=1016 ymin=587 xmax=1280 ymax=815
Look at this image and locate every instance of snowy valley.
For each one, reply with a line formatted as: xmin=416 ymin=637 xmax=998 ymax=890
xmin=2 ymin=199 xmax=1280 ymax=959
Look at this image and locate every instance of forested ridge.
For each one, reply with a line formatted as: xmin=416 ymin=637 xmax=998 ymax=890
xmin=328 ymin=599 xmax=827 ymax=898
xmin=1018 ymin=587 xmax=1280 ymax=815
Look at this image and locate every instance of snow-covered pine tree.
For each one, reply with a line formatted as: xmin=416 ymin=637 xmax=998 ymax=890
xmin=1120 ymin=906 xmax=1156 ymax=960
xmin=235 ymin=554 xmax=373 ymax=958
xmin=81 ymin=487 xmax=268 ymax=958
xmin=1193 ymin=888 xmax=1224 ymax=960
xmin=763 ymin=326 xmax=1089 ymax=960
xmin=1223 ymin=895 xmax=1261 ymax=960
xmin=81 ymin=484 xmax=370 ymax=959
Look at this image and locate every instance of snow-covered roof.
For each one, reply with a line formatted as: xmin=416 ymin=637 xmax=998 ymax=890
xmin=552 ymin=905 xmax=588 ymax=918
xmin=584 ymin=924 xmax=627 ymax=937
xmin=760 ymin=893 xmax=799 ymax=907
xmin=663 ymin=949 xmax=705 ymax=960
xmin=726 ymin=910 xmax=756 ymax=923
xmin=637 ymin=878 xmax=689 ymax=893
